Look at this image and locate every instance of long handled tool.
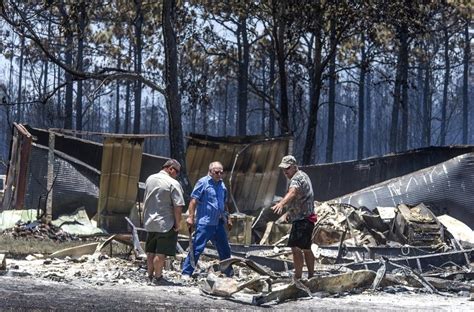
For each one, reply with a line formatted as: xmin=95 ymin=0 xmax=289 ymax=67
xmin=188 ymin=226 xmax=197 ymax=269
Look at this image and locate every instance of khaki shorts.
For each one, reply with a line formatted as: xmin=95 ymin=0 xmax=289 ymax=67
xmin=145 ymin=229 xmax=178 ymax=256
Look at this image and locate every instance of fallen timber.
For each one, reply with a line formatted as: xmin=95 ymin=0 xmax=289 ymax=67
xmin=219 ymin=257 xmax=278 ymax=279
xmin=253 ymin=270 xmax=376 ymax=305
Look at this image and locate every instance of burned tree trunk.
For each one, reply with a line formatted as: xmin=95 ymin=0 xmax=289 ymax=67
xmin=389 ymin=26 xmax=408 ymax=152
xmin=236 ymin=15 xmax=249 ymax=136
xmin=462 ymin=20 xmax=469 ymax=144
xmin=133 ymin=0 xmax=143 ymax=134
xmin=357 ymin=34 xmax=367 ymax=160
xmin=75 ymin=1 xmax=86 ymax=132
xmin=326 ymin=19 xmax=337 ymax=163
xmin=303 ymin=17 xmax=323 ymax=165
xmin=422 ymin=59 xmax=432 ymax=146
xmin=272 ymin=0 xmax=290 ymax=134
xmin=162 ymin=0 xmax=191 ymax=197
xmin=440 ymin=26 xmax=450 ymax=145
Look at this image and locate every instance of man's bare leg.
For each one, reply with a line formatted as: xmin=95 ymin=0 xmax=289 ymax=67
xmin=303 ymin=249 xmax=315 ymax=278
xmin=291 ymin=247 xmax=304 ymax=279
xmin=146 ymin=252 xmax=155 ymax=280
xmin=153 ymin=254 xmax=166 ymax=278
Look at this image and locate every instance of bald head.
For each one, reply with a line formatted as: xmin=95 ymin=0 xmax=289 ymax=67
xmin=208 ymin=161 xmax=224 ymax=182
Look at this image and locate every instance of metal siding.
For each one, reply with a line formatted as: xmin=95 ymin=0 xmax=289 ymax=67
xmin=185 ymin=135 xmax=291 ymax=214
xmin=23 ymin=144 xmax=100 ymax=219
xmin=98 ymin=137 xmax=143 ymax=232
xmin=297 ymin=145 xmax=474 ymax=202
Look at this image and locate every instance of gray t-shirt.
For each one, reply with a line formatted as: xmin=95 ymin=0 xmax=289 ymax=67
xmin=143 ymin=170 xmax=185 ymax=232
xmin=287 ymin=170 xmax=314 ymax=222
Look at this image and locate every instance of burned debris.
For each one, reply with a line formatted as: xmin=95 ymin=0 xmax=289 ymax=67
xmin=0 ymin=124 xmax=473 ymax=306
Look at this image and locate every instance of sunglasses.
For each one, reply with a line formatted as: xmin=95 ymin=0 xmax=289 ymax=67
xmin=212 ymin=170 xmax=224 ymax=175
xmin=172 ymin=167 xmax=180 ymax=174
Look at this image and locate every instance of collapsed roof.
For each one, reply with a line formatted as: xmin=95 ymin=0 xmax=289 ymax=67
xmin=296 ymin=145 xmax=474 ymax=202
xmin=330 ymin=152 xmax=474 ymax=228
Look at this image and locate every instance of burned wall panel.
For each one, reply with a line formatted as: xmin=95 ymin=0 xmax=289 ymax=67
xmin=25 ymin=125 xmax=103 ymax=171
xmin=296 ymin=146 xmax=474 ymax=202
xmin=98 ymin=137 xmax=144 ymax=232
xmin=24 ymin=144 xmax=100 ymax=219
xmin=186 ymin=134 xmax=292 ymax=214
xmin=332 ymin=153 xmax=474 ymax=228
xmin=139 ymin=153 xmax=167 ymax=184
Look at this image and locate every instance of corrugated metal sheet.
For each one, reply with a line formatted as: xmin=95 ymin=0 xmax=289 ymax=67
xmin=140 ymin=153 xmax=168 ymax=183
xmin=292 ymin=145 xmax=474 ymax=202
xmin=24 ymin=143 xmax=100 ymax=219
xmin=97 ymin=137 xmax=144 ymax=232
xmin=25 ymin=125 xmax=103 ymax=171
xmin=331 ymin=152 xmax=474 ymax=228
xmin=24 ymin=125 xmax=168 ymax=187
xmin=186 ymin=134 xmax=292 ymax=214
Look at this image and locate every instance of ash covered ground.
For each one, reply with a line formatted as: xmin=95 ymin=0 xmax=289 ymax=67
xmin=0 ymin=256 xmax=472 ymax=311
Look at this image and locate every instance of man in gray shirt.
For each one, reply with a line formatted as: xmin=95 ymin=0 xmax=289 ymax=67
xmin=272 ymin=155 xmax=316 ymax=280
xmin=143 ymin=159 xmax=185 ymax=285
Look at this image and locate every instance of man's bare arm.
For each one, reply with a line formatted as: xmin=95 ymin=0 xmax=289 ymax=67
xmin=186 ymin=198 xmax=198 ymax=227
xmin=174 ymin=205 xmax=183 ymax=231
xmin=271 ymin=187 xmax=298 ymax=215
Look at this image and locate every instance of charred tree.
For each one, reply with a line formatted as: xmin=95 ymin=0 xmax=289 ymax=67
xmin=133 ymin=0 xmax=143 ymax=134
xmin=75 ymin=1 xmax=86 ymax=132
xmin=325 ymin=18 xmax=337 ymax=163
xmin=462 ymin=19 xmax=470 ymax=144
xmin=268 ymin=47 xmax=276 ymax=137
xmin=115 ymin=38 xmax=121 ymax=134
xmin=303 ymin=25 xmax=323 ymax=165
xmin=16 ymin=34 xmax=24 ymax=122
xmin=389 ymin=25 xmax=408 ymax=152
xmin=357 ymin=33 xmax=367 ymax=160
xmin=60 ymin=4 xmax=74 ymax=130
xmin=272 ymin=0 xmax=290 ymax=134
xmin=440 ymin=25 xmax=450 ymax=145
xmin=236 ymin=14 xmax=250 ymax=136
xmin=162 ymin=0 xmax=191 ymax=196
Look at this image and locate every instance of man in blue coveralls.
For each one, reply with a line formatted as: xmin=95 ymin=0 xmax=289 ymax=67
xmin=181 ymin=161 xmax=233 ymax=279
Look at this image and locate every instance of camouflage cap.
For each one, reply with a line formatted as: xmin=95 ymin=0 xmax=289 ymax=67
xmin=278 ymin=155 xmax=297 ymax=169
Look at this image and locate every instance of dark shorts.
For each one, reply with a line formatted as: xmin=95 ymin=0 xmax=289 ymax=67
xmin=287 ymin=219 xmax=314 ymax=250
xmin=145 ymin=229 xmax=178 ymax=256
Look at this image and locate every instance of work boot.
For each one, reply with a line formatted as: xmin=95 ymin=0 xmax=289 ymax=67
xmin=147 ymin=275 xmax=155 ymax=286
xmin=151 ymin=276 xmax=178 ymax=286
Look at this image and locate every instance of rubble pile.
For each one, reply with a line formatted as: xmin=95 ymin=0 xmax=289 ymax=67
xmin=312 ymin=202 xmax=388 ymax=247
xmin=389 ymin=203 xmax=445 ymax=246
xmin=3 ymin=220 xmax=80 ymax=241
xmin=0 ymin=201 xmax=471 ymax=307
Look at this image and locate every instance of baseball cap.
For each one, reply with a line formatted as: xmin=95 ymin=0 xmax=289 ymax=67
xmin=278 ymin=155 xmax=297 ymax=169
